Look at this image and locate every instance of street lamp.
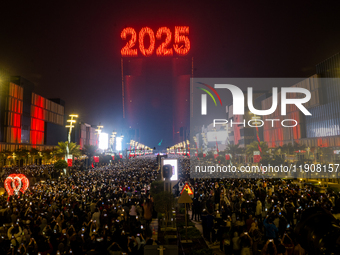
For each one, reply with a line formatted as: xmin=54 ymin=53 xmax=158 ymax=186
xmin=65 ymin=114 xmax=78 ymax=161
xmin=111 ymin=131 xmax=117 ymax=151
xmin=95 ymin=123 xmax=104 ymax=147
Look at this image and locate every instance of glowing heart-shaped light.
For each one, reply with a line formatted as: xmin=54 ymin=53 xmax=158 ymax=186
xmin=4 ymin=174 xmax=29 ymax=197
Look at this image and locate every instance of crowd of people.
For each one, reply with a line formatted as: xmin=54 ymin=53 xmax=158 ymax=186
xmin=0 ymin=159 xmax=159 ymax=255
xmin=180 ymin=158 xmax=340 ymax=255
xmin=0 ymin=157 xmax=339 ymax=255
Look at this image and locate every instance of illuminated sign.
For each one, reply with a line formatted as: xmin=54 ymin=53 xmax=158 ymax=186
xmin=181 ymin=183 xmax=193 ymax=195
xmin=5 ymin=174 xmax=29 ymax=197
xmin=162 ymin=158 xmax=178 ymax=181
xmin=121 ymin=26 xmax=190 ymax=57
xmin=99 ymin=133 xmax=109 ymax=150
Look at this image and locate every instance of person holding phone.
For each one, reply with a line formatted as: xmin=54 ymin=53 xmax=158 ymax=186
xmin=249 ymin=222 xmax=262 ymax=255
xmin=263 ymin=216 xmax=278 ymax=242
xmin=136 ymin=233 xmax=146 ymax=250
xmin=127 ymin=235 xmax=138 ymax=254
xmin=262 ymin=239 xmax=277 ymax=255
xmin=281 ymin=233 xmax=294 ymax=255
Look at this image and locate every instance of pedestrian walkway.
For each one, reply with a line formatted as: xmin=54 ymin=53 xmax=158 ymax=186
xmin=189 ymin=211 xmax=224 ymax=255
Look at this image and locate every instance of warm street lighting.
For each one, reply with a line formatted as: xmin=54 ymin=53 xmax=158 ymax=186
xmin=95 ymin=123 xmax=104 ymax=147
xmin=95 ymin=124 xmax=104 ymax=135
xmin=110 ymin=131 xmax=117 ymax=151
xmin=65 ymin=114 xmax=78 ymax=162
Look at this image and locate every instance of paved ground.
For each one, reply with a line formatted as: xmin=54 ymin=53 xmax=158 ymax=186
xmin=189 ymin=211 xmax=225 ymax=255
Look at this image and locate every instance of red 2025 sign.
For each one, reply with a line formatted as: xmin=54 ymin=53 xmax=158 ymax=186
xmin=121 ymin=26 xmax=190 ymax=57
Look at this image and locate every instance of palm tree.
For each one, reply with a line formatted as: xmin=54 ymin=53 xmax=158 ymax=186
xmin=280 ymin=143 xmax=295 ymax=160
xmin=82 ymin=144 xmax=98 ymax=158
xmin=293 ymin=142 xmax=305 ymax=152
xmin=55 ymin=141 xmax=81 ymax=159
xmin=41 ymin=148 xmax=57 ymax=164
xmin=225 ymin=144 xmax=245 ymax=163
xmin=81 ymin=144 xmax=98 ymax=166
xmin=30 ymin=148 xmax=40 ymax=165
xmin=0 ymin=150 xmax=12 ymax=166
xmin=317 ymin=146 xmax=332 ymax=164
xmin=246 ymin=141 xmax=269 ymax=157
xmin=14 ymin=148 xmax=30 ymax=165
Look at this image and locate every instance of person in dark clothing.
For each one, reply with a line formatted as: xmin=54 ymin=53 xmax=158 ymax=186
xmin=191 ymin=197 xmax=201 ymax=221
xmin=201 ymin=211 xmax=208 ymax=240
xmin=206 ymin=211 xmax=215 ymax=243
xmin=263 ymin=217 xmax=278 ymax=241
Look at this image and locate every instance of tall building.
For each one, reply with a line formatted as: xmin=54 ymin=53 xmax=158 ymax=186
xmin=72 ymin=122 xmax=97 ymax=148
xmin=262 ymin=52 xmax=340 ymax=148
xmin=0 ymin=74 xmax=66 ymax=151
xmin=121 ymin=57 xmax=191 ymax=148
xmin=262 ymin=76 xmax=320 ymax=147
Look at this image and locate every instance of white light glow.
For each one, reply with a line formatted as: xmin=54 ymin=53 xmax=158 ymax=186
xmin=99 ymin=133 xmax=109 ymax=150
xmin=116 ymin=137 xmax=123 ymax=151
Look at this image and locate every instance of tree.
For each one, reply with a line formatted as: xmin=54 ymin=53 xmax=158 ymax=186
xmin=54 ymin=159 xmax=68 ymax=170
xmin=99 ymin=154 xmax=112 ymax=164
xmin=270 ymin=154 xmax=284 ymax=166
xmin=246 ymin=141 xmax=269 ymax=157
xmin=30 ymin=148 xmax=40 ymax=165
xmin=0 ymin=150 xmax=12 ymax=166
xmin=216 ymin=155 xmax=226 ymax=164
xmin=293 ymin=142 xmax=305 ymax=152
xmin=153 ymin=191 xmax=175 ymax=227
xmin=14 ymin=148 xmax=29 ymax=165
xmin=150 ymin=180 xmax=164 ymax=197
xmin=55 ymin=141 xmax=81 ymax=159
xmin=280 ymin=143 xmax=295 ymax=157
xmin=317 ymin=146 xmax=332 ymax=163
xmin=41 ymin=149 xmax=56 ymax=164
xmin=225 ymin=143 xmax=245 ymax=163
xmin=82 ymin=144 xmax=98 ymax=158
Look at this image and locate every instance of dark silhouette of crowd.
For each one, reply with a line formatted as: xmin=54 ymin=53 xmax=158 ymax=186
xmin=0 ymin=157 xmax=340 ymax=255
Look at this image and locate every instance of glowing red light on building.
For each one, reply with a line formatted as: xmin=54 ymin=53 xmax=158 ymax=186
xmin=156 ymin=27 xmax=173 ymax=56
xmin=121 ymin=26 xmax=190 ymax=57
xmin=173 ymin=26 xmax=190 ymax=56
xmin=139 ymin=27 xmax=155 ymax=57
xmin=121 ymin=27 xmax=138 ymax=56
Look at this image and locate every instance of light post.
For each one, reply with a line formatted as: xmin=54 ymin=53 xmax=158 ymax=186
xmin=95 ymin=123 xmax=104 ymax=146
xmin=65 ymin=114 xmax=78 ymax=161
xmin=111 ymin=131 xmax=117 ymax=152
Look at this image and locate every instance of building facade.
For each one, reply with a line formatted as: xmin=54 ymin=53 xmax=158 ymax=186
xmin=0 ymin=74 xmax=66 ymax=151
xmin=72 ymin=122 xmax=97 ymax=149
xmin=262 ymin=53 xmax=340 ymax=149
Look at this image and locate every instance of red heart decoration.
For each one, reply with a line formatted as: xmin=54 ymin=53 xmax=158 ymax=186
xmin=4 ymin=174 xmax=29 ymax=197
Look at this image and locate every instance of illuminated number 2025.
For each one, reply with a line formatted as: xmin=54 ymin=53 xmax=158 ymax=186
xmin=120 ymin=26 xmax=190 ymax=57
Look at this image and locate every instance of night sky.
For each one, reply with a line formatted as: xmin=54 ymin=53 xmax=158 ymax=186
xmin=1 ymin=1 xmax=340 ymax=148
